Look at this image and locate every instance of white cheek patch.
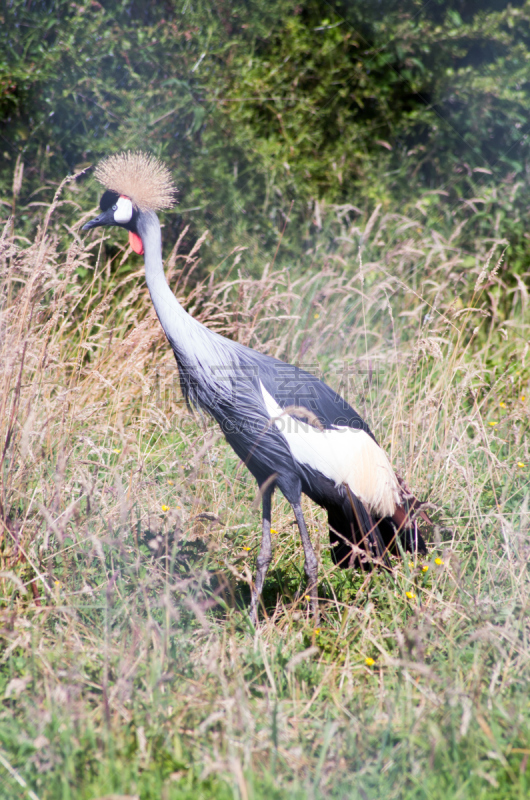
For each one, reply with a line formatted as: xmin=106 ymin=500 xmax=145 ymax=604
xmin=114 ymin=196 xmax=133 ymax=224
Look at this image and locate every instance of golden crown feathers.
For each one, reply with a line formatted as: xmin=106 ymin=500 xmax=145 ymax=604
xmin=94 ymin=151 xmax=176 ymax=212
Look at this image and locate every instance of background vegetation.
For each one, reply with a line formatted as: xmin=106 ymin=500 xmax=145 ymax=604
xmin=3 ymin=0 xmax=530 ymax=266
xmin=1 ymin=1 xmax=530 ymax=798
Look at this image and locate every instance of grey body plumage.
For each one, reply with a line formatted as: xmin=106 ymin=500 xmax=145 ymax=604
xmin=83 ymin=152 xmax=428 ymax=623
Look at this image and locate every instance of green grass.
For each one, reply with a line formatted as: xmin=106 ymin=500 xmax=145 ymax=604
xmin=0 ymin=195 xmax=529 ymax=799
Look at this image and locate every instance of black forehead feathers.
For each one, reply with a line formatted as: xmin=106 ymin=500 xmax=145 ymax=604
xmin=100 ymin=190 xmax=120 ymax=212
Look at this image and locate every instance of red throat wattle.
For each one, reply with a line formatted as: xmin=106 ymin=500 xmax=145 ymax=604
xmin=129 ymin=231 xmax=144 ymax=255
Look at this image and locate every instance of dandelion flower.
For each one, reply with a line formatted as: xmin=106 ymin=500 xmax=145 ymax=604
xmin=161 ymin=505 xmax=169 ymax=512
xmin=314 ymin=313 xmax=320 ymax=320
xmin=365 ymin=657 xmax=375 ymax=667
xmin=243 ymin=546 xmax=251 ymax=551
xmin=314 ymin=628 xmax=321 ymax=635
xmin=54 ymin=580 xmax=61 ymax=586
xmin=522 ymin=395 xmax=526 ymax=402
xmin=422 ymin=565 xmax=429 ymax=572
xmin=406 ymin=591 xmax=416 ymax=600
xmin=517 ymin=462 xmax=526 ymax=468
xmin=488 ymin=421 xmax=498 ymax=427
xmin=499 ymin=401 xmax=507 ymax=408
xmin=270 ymin=528 xmax=278 ymax=534
xmin=434 ymin=557 xmax=444 ymax=566
xmin=112 ymin=448 xmax=121 ymax=454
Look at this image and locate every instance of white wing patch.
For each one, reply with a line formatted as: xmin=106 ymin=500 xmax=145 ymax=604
xmin=260 ymin=382 xmax=401 ymax=518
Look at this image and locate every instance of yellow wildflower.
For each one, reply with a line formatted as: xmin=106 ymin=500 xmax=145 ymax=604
xmin=168 ymin=480 xmax=174 ymax=485
xmin=112 ymin=448 xmax=121 ymax=454
xmin=242 ymin=546 xmax=251 ymax=551
xmin=314 ymin=313 xmax=320 ymax=320
xmin=304 ymin=595 xmax=310 ymax=601
xmin=422 ymin=565 xmax=429 ymax=572
xmin=517 ymin=462 xmax=526 ymax=468
xmin=270 ymin=528 xmax=278 ymax=534
xmin=522 ymin=395 xmax=526 ymax=402
xmin=434 ymin=557 xmax=444 ymax=566
xmin=406 ymin=591 xmax=416 ymax=600
xmin=488 ymin=421 xmax=498 ymax=427
xmin=408 ymin=561 xmax=414 ymax=569
xmin=365 ymin=657 xmax=375 ymax=667
xmin=314 ymin=628 xmax=321 ymax=635
xmin=499 ymin=401 xmax=507 ymax=408
xmin=161 ymin=505 xmax=169 ymax=512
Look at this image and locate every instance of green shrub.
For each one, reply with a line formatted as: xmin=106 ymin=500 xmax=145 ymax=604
xmin=3 ymin=1 xmax=530 ymax=270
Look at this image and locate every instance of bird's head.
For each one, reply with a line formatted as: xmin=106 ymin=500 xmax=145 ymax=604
xmin=82 ymin=190 xmax=144 ymax=254
xmin=82 ymin=152 xmax=176 ymax=255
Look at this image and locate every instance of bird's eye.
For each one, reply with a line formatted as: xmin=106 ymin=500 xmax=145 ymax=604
xmin=112 ymin=204 xmax=117 ymax=211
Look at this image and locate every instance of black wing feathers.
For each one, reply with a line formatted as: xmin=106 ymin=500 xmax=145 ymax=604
xmin=240 ymin=348 xmax=375 ymax=438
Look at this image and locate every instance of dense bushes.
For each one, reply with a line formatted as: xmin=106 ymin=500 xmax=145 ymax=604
xmin=2 ymin=0 xmax=530 ymax=268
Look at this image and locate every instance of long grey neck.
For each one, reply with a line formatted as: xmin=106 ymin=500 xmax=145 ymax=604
xmin=137 ymin=210 xmax=190 ymax=342
xmin=136 ymin=209 xmax=238 ymax=373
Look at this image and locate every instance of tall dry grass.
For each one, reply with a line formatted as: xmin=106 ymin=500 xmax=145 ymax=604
xmin=0 ymin=188 xmax=529 ymax=798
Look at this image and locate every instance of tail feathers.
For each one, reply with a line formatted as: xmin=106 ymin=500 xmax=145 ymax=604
xmin=377 ymin=505 xmax=428 ymax=556
xmin=393 ymin=477 xmax=431 ymax=555
xmin=329 ymin=483 xmax=430 ymax=569
xmin=328 ymin=491 xmax=390 ymax=571
xmin=377 ymin=486 xmax=430 ymax=556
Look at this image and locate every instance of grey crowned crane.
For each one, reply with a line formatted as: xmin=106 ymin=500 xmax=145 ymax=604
xmin=82 ymin=151 xmax=429 ymax=623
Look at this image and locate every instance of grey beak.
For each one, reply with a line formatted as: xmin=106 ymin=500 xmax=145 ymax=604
xmin=82 ymin=215 xmax=104 ymax=230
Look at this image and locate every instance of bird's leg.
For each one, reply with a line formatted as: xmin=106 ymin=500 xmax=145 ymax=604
xmin=292 ymin=502 xmax=319 ymax=621
xmin=249 ymin=483 xmax=273 ymax=626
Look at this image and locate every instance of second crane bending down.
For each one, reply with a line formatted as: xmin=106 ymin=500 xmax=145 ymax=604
xmin=82 ymin=151 xmax=429 ymax=623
